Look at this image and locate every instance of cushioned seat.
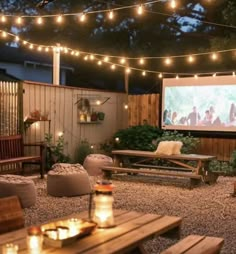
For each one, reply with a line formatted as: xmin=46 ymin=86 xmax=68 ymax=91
xmin=83 ymin=154 xmax=113 ymax=176
xmin=47 ymin=163 xmax=92 ymax=197
xmin=0 ymin=175 xmax=36 ymax=208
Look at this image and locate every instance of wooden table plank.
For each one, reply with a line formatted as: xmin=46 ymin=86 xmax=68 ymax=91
xmin=83 ymin=215 xmax=182 ymax=254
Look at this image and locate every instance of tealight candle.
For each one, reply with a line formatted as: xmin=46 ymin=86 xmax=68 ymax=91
xmin=2 ymin=243 xmax=18 ymax=254
xmin=56 ymin=226 xmax=69 ymax=240
xmin=45 ymin=229 xmax=58 ymax=240
xmin=68 ymin=218 xmax=82 ymax=237
xmin=27 ymin=226 xmax=43 ymax=254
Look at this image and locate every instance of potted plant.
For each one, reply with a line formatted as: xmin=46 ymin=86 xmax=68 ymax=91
xmin=97 ymin=112 xmax=105 ymax=121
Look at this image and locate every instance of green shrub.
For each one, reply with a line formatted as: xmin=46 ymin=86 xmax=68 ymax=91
xmin=230 ymin=150 xmax=236 ymax=171
xmin=74 ymin=139 xmax=93 ymax=164
xmin=113 ymin=125 xmax=162 ymax=151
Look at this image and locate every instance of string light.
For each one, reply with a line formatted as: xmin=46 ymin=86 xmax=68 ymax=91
xmin=36 ymin=17 xmax=43 ymax=25
xmin=80 ymin=13 xmax=86 ymax=22
xmin=170 ymin=0 xmax=177 ymax=9
xmin=213 ymin=73 xmax=216 ymax=77
xmin=137 ymin=5 xmax=144 ymax=15
xmin=16 ymin=16 xmax=23 ymax=25
xmin=111 ymin=64 xmax=116 ymax=70
xmin=1 ymin=15 xmax=6 ymax=22
xmin=0 ymin=29 xmax=235 ymax=79
xmin=108 ymin=10 xmax=114 ymax=20
xmin=164 ymin=57 xmax=172 ymax=65
xmin=176 ymin=75 xmax=179 ymax=79
xmin=187 ymin=55 xmax=195 ymax=63
xmin=139 ymin=58 xmax=145 ymax=65
xmin=194 ymin=74 xmax=198 ymax=79
xmin=56 ymin=15 xmax=63 ymax=23
xmin=97 ymin=60 xmax=102 ymax=65
xmin=211 ymin=53 xmax=218 ymax=61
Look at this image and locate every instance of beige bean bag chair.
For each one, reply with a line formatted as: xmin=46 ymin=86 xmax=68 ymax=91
xmin=83 ymin=154 xmax=113 ymax=176
xmin=47 ymin=163 xmax=92 ymax=197
xmin=0 ymin=174 xmax=36 ymax=208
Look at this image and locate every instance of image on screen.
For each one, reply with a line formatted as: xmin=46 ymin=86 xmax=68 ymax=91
xmin=162 ymin=75 xmax=236 ymax=132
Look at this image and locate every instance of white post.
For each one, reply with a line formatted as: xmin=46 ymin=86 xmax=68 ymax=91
xmin=53 ymin=44 xmax=60 ymax=85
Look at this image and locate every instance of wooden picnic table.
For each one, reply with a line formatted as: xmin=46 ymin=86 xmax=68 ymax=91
xmin=0 ymin=209 xmax=182 ymax=254
xmin=102 ymin=150 xmax=218 ymax=186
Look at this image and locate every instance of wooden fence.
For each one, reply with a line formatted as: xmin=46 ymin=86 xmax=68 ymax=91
xmin=23 ymin=81 xmax=128 ymax=160
xmin=128 ymin=93 xmax=236 ymax=161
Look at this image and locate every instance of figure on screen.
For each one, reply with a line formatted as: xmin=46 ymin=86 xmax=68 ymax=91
xmin=229 ymin=103 xmax=236 ymax=123
xmin=163 ymin=109 xmax=172 ymax=125
xmin=171 ymin=111 xmax=178 ymax=125
xmin=187 ymin=106 xmax=200 ymax=126
xmin=202 ymin=110 xmax=211 ymax=126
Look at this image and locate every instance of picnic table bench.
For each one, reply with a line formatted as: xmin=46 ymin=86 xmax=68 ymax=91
xmin=0 ymin=134 xmax=46 ymax=178
xmin=161 ymin=234 xmax=224 ymax=254
xmin=102 ymin=150 xmax=218 ymax=186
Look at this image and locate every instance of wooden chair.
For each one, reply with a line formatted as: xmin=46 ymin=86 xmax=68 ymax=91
xmin=0 ymin=196 xmax=24 ymax=234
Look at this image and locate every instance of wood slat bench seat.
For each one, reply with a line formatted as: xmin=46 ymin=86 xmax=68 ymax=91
xmin=0 ymin=135 xmax=45 ymax=178
xmin=102 ymin=166 xmax=202 ymax=186
xmin=109 ymin=150 xmax=218 ymax=185
xmin=161 ymin=234 xmax=224 ymax=254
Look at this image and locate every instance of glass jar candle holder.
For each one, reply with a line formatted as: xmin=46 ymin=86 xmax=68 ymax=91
xmin=27 ymin=226 xmax=43 ymax=254
xmin=68 ymin=218 xmax=82 ymax=237
xmin=93 ymin=180 xmax=115 ymax=228
xmin=2 ymin=243 xmax=18 ymax=254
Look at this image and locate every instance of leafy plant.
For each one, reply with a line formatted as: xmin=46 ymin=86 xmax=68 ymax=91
xmin=44 ymin=133 xmax=70 ymax=170
xmin=113 ymin=125 xmax=162 ymax=151
xmin=230 ymin=150 xmax=236 ymax=171
xmin=74 ymin=139 xmax=93 ymax=164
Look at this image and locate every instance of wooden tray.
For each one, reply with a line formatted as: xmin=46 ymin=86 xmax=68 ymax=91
xmin=43 ymin=220 xmax=97 ymax=248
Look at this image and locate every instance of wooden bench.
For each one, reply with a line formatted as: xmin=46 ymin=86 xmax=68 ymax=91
xmin=161 ymin=234 xmax=224 ymax=254
xmin=0 ymin=134 xmax=46 ymax=178
xmin=102 ymin=150 xmax=218 ymax=186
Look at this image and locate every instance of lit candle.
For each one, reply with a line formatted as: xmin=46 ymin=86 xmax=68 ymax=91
xmin=27 ymin=226 xmax=43 ymax=254
xmin=2 ymin=243 xmax=18 ymax=254
xmin=56 ymin=226 xmax=69 ymax=240
xmin=68 ymin=218 xmax=82 ymax=237
xmin=93 ymin=180 xmax=115 ymax=228
xmin=44 ymin=229 xmax=58 ymax=240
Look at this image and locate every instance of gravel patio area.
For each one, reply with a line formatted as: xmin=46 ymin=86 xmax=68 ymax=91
xmin=24 ymin=175 xmax=236 ymax=254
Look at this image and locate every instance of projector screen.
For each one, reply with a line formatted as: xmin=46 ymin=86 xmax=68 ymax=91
xmin=162 ymin=75 xmax=236 ymax=132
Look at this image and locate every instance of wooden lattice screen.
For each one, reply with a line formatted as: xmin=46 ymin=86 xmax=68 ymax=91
xmin=0 ymin=81 xmax=23 ymax=136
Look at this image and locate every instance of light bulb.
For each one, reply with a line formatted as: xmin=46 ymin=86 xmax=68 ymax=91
xmin=213 ymin=73 xmax=216 ymax=77
xmin=124 ymin=104 xmax=128 ymax=109
xmin=211 ymin=53 xmax=218 ymax=60
xmin=139 ymin=58 xmax=144 ymax=65
xmin=176 ymin=75 xmax=179 ymax=79
xmin=75 ymin=51 xmax=80 ymax=56
xmin=29 ymin=44 xmax=34 ymax=50
xmin=90 ymin=54 xmax=94 ymax=60
xmin=142 ymin=71 xmax=146 ymax=76
xmin=111 ymin=64 xmax=116 ymax=70
xmin=71 ymin=51 xmax=75 ymax=55
xmin=125 ymin=68 xmax=131 ymax=73
xmin=108 ymin=10 xmax=114 ymax=20
xmin=45 ymin=47 xmax=49 ymax=52
xmin=37 ymin=17 xmax=43 ymax=25
xmin=80 ymin=13 xmax=86 ymax=22
xmin=98 ymin=60 xmax=102 ymax=65
xmin=158 ymin=73 xmax=163 ymax=78
xmin=137 ymin=5 xmax=143 ymax=15
xmin=1 ymin=15 xmax=6 ymax=22
xmin=170 ymin=0 xmax=176 ymax=9
xmin=188 ymin=55 xmax=194 ymax=63
xmin=23 ymin=41 xmax=28 ymax=45
xmin=164 ymin=57 xmax=172 ymax=65
xmin=56 ymin=15 xmax=63 ymax=23
xmin=233 ymin=72 xmax=235 ymax=77
xmin=2 ymin=31 xmax=7 ymax=38
xmin=64 ymin=48 xmax=68 ymax=53
xmin=84 ymin=55 xmax=88 ymax=61
xmin=16 ymin=16 xmax=22 ymax=25
xmin=15 ymin=36 xmax=20 ymax=41
xmin=103 ymin=56 xmax=109 ymax=62
xmin=120 ymin=58 xmax=126 ymax=64
xmin=37 ymin=46 xmax=42 ymax=51
xmin=194 ymin=74 xmax=198 ymax=79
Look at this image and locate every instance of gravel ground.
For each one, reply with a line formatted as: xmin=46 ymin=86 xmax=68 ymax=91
xmin=25 ymin=175 xmax=236 ymax=254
